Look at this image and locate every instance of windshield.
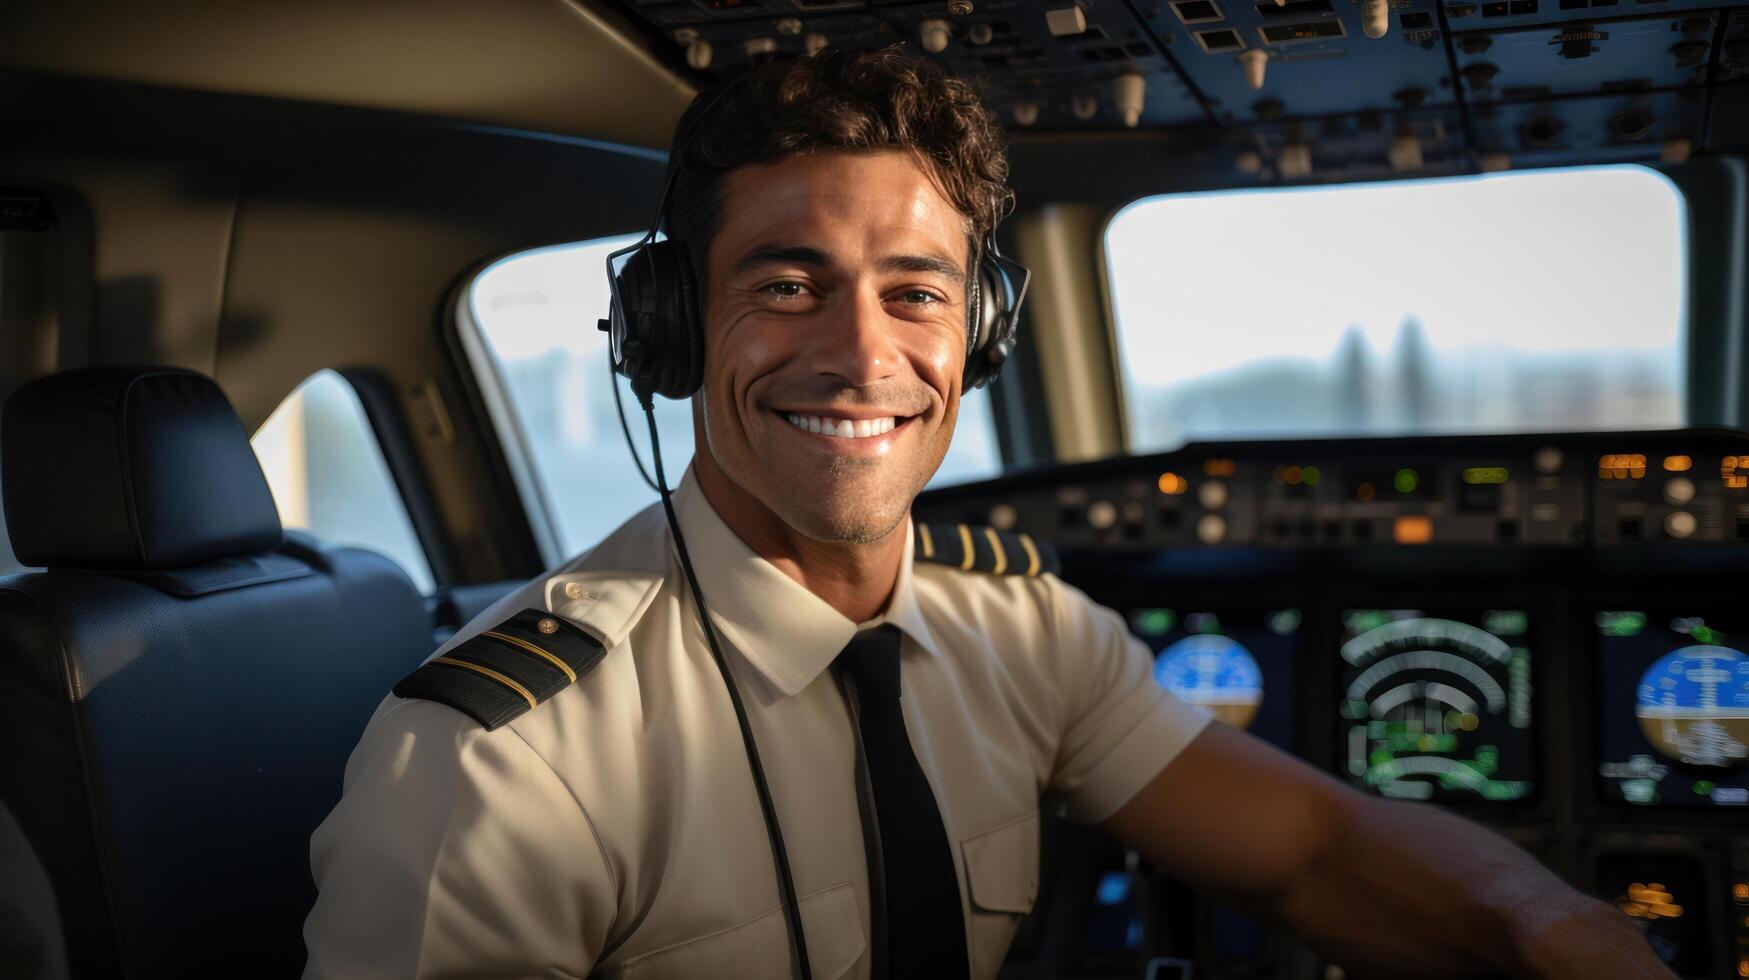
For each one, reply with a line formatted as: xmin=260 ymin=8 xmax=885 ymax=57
xmin=1105 ymin=165 xmax=1687 ymax=453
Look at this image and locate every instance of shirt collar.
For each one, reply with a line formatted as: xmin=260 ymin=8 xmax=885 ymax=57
xmin=671 ymin=468 xmax=944 ymax=700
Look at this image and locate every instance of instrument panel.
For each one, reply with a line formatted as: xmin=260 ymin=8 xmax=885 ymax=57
xmin=916 ymin=428 xmax=1749 ymax=979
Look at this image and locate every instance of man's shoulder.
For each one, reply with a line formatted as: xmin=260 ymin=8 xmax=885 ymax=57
xmin=389 ymin=503 xmax=672 ymax=732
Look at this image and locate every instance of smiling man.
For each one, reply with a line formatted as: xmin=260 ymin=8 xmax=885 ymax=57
xmin=302 ymin=51 xmax=1674 ymax=980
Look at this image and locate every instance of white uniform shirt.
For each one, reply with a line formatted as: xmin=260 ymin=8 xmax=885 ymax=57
xmin=303 ymin=470 xmax=1210 ymax=979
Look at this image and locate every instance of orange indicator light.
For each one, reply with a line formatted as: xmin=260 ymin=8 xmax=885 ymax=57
xmin=1599 ymin=454 xmax=1648 ymax=480
xmin=1737 ymin=959 xmax=1747 ymax=979
xmin=1284 ymin=465 xmax=1304 ymax=486
xmin=1725 ymin=457 xmax=1749 ymax=490
xmin=1663 ymin=455 xmax=1693 ymax=472
xmin=1203 ymin=458 xmax=1236 ymax=477
xmin=1734 ymin=882 xmax=1749 ymax=902
xmin=1158 ymin=472 xmax=1188 ymax=495
xmin=1393 ymin=516 xmax=1434 ymax=545
xmin=1356 ymin=482 xmax=1376 ymax=502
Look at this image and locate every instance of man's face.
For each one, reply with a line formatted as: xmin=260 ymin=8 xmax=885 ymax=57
xmin=695 ymin=149 xmax=969 ymax=544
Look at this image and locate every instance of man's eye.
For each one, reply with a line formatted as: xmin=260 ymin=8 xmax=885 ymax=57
xmin=763 ymin=282 xmax=810 ymax=301
xmin=897 ymin=290 xmax=941 ymax=305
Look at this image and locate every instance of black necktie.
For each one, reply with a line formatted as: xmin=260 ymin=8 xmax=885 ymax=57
xmin=836 ymin=625 xmax=971 ymax=979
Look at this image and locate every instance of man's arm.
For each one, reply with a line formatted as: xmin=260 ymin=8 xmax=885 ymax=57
xmin=1102 ymin=722 xmax=1673 ymax=979
xmin=303 ymin=699 xmax=616 ymax=979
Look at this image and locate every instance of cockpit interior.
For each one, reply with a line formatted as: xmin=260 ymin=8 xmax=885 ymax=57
xmin=1 ymin=1 xmax=1746 ymax=977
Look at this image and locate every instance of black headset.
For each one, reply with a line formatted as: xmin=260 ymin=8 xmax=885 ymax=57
xmin=602 ymin=166 xmax=1030 ymax=402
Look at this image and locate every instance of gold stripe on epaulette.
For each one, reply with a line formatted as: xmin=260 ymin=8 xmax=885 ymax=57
xmin=918 ymin=522 xmax=936 ymax=559
xmin=432 ymin=655 xmax=538 ymax=710
xmin=483 ymin=630 xmax=578 ymax=683
xmin=956 ymin=524 xmax=976 ymax=571
xmin=1018 ymin=533 xmax=1042 ymax=577
xmin=983 ymin=527 xmax=1008 ymax=575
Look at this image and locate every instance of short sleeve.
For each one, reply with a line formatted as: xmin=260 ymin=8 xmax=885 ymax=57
xmin=302 ymin=699 xmax=618 ymax=979
xmin=1044 ymin=578 xmax=1212 ymax=823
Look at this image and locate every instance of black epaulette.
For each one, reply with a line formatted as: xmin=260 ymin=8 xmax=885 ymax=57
xmin=913 ymin=522 xmax=1059 ymax=577
xmin=393 ymin=608 xmax=606 ymax=730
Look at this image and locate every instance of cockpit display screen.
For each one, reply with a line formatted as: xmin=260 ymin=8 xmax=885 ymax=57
xmin=1128 ymin=608 xmax=1300 ymax=751
xmin=1595 ymin=612 xmax=1749 ymax=808
xmin=1338 ymin=610 xmax=1535 ymax=803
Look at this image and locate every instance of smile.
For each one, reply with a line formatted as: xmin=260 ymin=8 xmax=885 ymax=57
xmin=784 ymin=413 xmax=898 ymax=439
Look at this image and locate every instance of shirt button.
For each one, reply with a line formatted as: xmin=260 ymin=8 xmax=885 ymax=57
xmin=564 ymin=582 xmax=585 ymax=600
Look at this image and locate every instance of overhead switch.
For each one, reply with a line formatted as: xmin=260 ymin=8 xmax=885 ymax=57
xmin=1235 ymin=150 xmax=1263 ymax=174
xmin=968 ymin=22 xmax=995 ymax=45
xmin=1046 ymin=5 xmax=1088 ymax=36
xmin=1239 ymin=49 xmax=1268 ymax=89
xmin=1361 ymin=0 xmax=1390 ymax=38
xmin=686 ymin=38 xmax=713 ymax=70
xmin=1115 ymin=73 xmax=1146 ymax=128
xmin=805 ymin=32 xmax=829 ymax=55
xmin=920 ymin=18 xmax=952 ymax=52
xmin=745 ymin=37 xmax=778 ymax=58
xmin=1013 ymin=101 xmax=1040 ymax=126
xmin=1072 ymin=93 xmax=1099 ymax=120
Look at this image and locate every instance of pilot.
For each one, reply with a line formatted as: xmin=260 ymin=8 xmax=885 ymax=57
xmin=302 ymin=50 xmax=1673 ymax=979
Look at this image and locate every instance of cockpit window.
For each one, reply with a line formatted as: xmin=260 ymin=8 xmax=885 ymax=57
xmin=1105 ymin=165 xmax=1687 ymax=453
xmin=460 ymin=235 xmax=1002 ymax=562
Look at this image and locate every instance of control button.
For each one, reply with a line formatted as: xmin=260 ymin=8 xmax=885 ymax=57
xmin=1046 ymin=4 xmax=1089 ymax=36
xmin=1664 ymin=511 xmax=1697 ymax=538
xmin=1088 ymin=500 xmax=1118 ymax=530
xmin=1664 ymin=477 xmax=1696 ymax=506
xmin=1199 ymin=480 xmax=1230 ymax=509
xmin=990 ymin=503 xmax=1018 ymax=530
xmin=1196 ymin=513 xmax=1227 ymax=544
xmin=920 ymin=18 xmax=952 ymax=52
xmin=1534 ymin=446 xmax=1563 ymax=474
xmin=1114 ymin=72 xmax=1145 ymax=128
xmin=1013 ymin=101 xmax=1039 ymax=126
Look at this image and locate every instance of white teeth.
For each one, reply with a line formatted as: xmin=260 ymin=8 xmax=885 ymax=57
xmin=782 ymin=413 xmax=898 ymax=439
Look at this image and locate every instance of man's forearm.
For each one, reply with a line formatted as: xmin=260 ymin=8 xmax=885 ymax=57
xmin=1266 ymin=796 xmax=1673 ymax=979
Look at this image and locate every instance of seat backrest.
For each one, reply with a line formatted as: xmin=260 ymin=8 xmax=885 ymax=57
xmin=0 ymin=367 xmax=435 ymax=979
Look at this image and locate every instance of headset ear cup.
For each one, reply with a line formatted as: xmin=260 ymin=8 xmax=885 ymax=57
xmin=964 ymin=258 xmax=1006 ymax=390
xmin=670 ymin=244 xmax=705 ymax=399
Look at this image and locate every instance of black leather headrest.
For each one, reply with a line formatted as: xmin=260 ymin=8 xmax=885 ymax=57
xmin=2 ymin=367 xmax=283 ymax=571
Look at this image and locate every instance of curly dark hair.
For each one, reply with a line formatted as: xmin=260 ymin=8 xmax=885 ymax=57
xmin=663 ymin=49 xmax=1013 ymax=281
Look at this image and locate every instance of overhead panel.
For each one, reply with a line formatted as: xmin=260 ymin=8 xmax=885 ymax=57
xmin=604 ymin=0 xmax=1749 ymax=180
xmin=1139 ymin=0 xmax=1456 ymax=122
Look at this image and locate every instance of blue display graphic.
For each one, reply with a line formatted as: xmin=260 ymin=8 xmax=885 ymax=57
xmin=1154 ymin=634 xmax=1264 ymax=730
xmin=1634 ymin=645 xmax=1749 ymax=769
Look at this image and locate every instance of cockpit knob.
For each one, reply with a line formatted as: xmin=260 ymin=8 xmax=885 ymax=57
xmin=1389 ymin=132 xmax=1424 ymax=171
xmin=1115 ymin=73 xmax=1146 ymax=128
xmin=1278 ymin=142 xmax=1312 ymax=177
xmin=1361 ymin=0 xmax=1390 ymax=38
xmin=920 ymin=18 xmax=953 ymax=53
xmin=1239 ymin=49 xmax=1268 ymax=90
xmin=968 ymin=22 xmax=996 ymax=45
xmin=1236 ymin=149 xmax=1263 ymax=174
xmin=744 ymin=37 xmax=778 ymax=58
xmin=1013 ymin=101 xmax=1040 ymax=126
xmin=1072 ymin=93 xmax=1099 ymax=120
xmin=1046 ymin=5 xmax=1089 ymax=36
xmin=805 ymin=32 xmax=829 ymax=55
xmin=675 ymin=29 xmax=713 ymax=70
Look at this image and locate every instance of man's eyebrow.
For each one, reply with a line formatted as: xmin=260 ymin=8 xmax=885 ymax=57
xmin=878 ymin=254 xmax=966 ymax=284
xmin=729 ymin=244 xmax=966 ymax=284
xmin=731 ymin=245 xmax=832 ymax=275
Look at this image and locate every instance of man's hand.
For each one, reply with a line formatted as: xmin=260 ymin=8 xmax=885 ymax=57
xmin=1103 ymin=722 xmax=1677 ymax=979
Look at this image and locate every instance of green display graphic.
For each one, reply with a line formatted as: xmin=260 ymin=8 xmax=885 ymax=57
xmin=1339 ymin=611 xmax=1535 ymax=803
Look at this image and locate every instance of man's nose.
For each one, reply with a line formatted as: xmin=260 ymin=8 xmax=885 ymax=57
xmin=814 ymin=285 xmax=903 ymax=387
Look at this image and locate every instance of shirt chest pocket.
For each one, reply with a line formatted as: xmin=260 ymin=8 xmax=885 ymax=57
xmin=614 ymin=881 xmax=866 ymax=980
xmin=960 ymin=810 xmax=1040 ymax=976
